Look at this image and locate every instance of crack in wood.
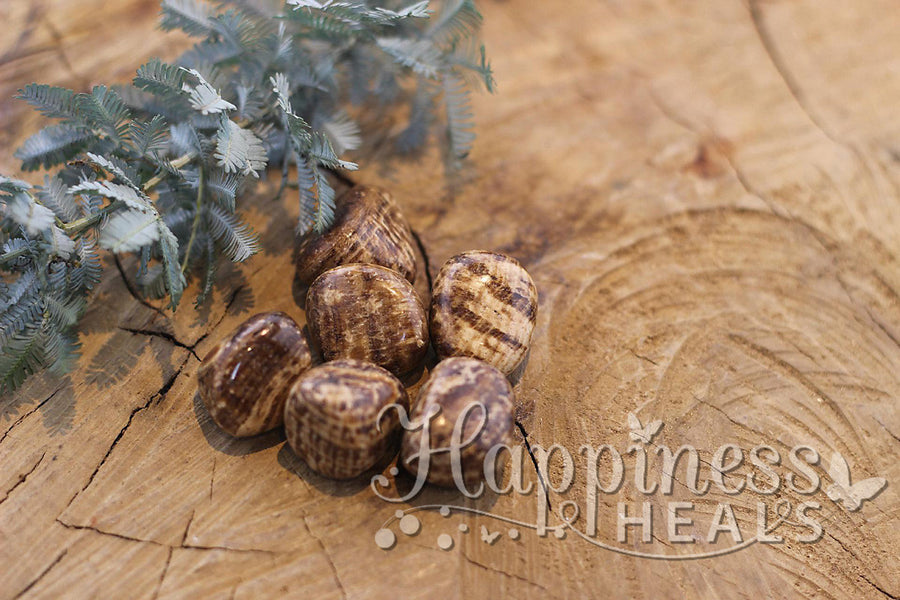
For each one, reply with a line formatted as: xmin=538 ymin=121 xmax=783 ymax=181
xmin=56 ymin=518 xmax=167 ymax=547
xmin=0 ymin=452 xmax=45 ymax=505
xmin=650 ymin=530 xmax=673 ymax=549
xmin=825 ymin=531 xmax=862 ymax=563
xmin=301 ymin=515 xmax=347 ymax=599
xmin=746 ymin=0 xmax=845 ymax=149
xmin=629 ymin=348 xmax=659 ymax=366
xmin=691 ymin=395 xmax=758 ymax=437
xmin=514 ymin=420 xmax=551 ymax=510
xmin=718 ymin=150 xmax=788 ymax=218
xmin=115 ymin=258 xmax=253 ymax=362
xmin=178 ymin=283 xmax=249 ymax=361
xmin=12 ymin=548 xmax=68 ymax=599
xmin=179 ymin=543 xmax=276 ymax=555
xmin=119 ymin=326 xmax=200 ymax=360
xmin=56 ymin=516 xmax=277 ymax=555
xmin=152 ymin=547 xmax=174 ymax=600
xmin=76 ymin=393 xmax=154 ymax=494
xmin=458 ymin=550 xmax=559 ymax=598
xmin=874 ymin=418 xmax=900 ymax=445
xmin=67 ymin=355 xmax=190 ymax=510
xmin=0 ymin=386 xmax=62 ymax=445
xmin=208 ymin=457 xmax=217 ymax=502
xmin=190 ymin=284 xmax=247 ymax=355
xmin=860 ymin=574 xmax=900 ymax=600
xmin=181 ymin=510 xmax=195 ymax=546
xmin=114 ymin=255 xmax=265 ymax=367
xmin=647 ymin=86 xmax=786 ymax=219
xmin=647 ymin=87 xmax=702 ymax=137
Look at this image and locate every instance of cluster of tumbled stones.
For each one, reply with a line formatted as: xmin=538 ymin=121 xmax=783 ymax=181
xmin=197 ymin=185 xmax=538 ymax=486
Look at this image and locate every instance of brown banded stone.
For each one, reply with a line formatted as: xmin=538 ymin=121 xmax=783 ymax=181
xmin=400 ymin=357 xmax=515 ymax=488
xmin=295 ymin=185 xmax=417 ymax=286
xmin=306 ymin=264 xmax=429 ymax=376
xmin=197 ymin=312 xmax=312 ymax=437
xmin=430 ymin=251 xmax=538 ymax=376
xmin=284 ymin=359 xmax=409 ymax=479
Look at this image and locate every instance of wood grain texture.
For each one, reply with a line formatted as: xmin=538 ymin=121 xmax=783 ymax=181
xmin=2 ymin=0 xmax=900 ymax=598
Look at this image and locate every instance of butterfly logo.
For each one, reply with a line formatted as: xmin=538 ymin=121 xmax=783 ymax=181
xmin=480 ymin=525 xmax=500 ymax=545
xmin=825 ymin=452 xmax=886 ymax=512
xmin=627 ymin=412 xmax=663 ymax=444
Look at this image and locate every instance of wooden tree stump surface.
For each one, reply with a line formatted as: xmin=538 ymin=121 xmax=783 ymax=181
xmin=2 ymin=1 xmax=900 ymax=598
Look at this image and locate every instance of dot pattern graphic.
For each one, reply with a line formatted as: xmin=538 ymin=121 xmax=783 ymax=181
xmin=373 ymin=506 xmax=573 ymax=552
xmin=375 ymin=529 xmax=396 ymax=550
xmin=437 ymin=534 xmax=454 ymax=550
xmin=399 ymin=514 xmax=421 ymax=535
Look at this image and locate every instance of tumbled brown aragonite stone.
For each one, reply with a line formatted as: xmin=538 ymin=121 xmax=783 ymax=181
xmin=430 ymin=251 xmax=538 ymax=376
xmin=197 ymin=312 xmax=312 ymax=437
xmin=285 ymin=359 xmax=409 ymax=479
xmin=400 ymin=357 xmax=515 ymax=488
xmin=306 ymin=264 xmax=429 ymax=376
xmin=295 ymin=185 xmax=417 ymax=286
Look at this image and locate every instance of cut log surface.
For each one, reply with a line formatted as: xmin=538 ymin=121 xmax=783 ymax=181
xmin=2 ymin=1 xmax=900 ymax=598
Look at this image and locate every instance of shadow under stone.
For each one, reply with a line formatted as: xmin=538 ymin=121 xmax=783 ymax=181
xmin=276 ymin=442 xmax=380 ymax=498
xmin=192 ymin=391 xmax=285 ymax=456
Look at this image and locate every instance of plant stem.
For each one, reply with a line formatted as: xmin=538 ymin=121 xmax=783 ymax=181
xmin=61 ymin=200 xmax=125 ymax=236
xmin=59 ymin=152 xmax=196 ymax=238
xmin=142 ymin=152 xmax=196 ymax=192
xmin=0 ymin=245 xmax=30 ymax=268
xmin=181 ymin=166 xmax=205 ymax=274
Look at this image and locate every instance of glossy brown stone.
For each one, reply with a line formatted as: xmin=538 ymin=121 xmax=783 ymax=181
xmin=430 ymin=251 xmax=538 ymax=376
xmin=400 ymin=357 xmax=515 ymax=488
xmin=284 ymin=359 xmax=409 ymax=479
xmin=306 ymin=264 xmax=429 ymax=376
xmin=197 ymin=312 xmax=312 ymax=437
xmin=295 ymin=185 xmax=417 ymax=286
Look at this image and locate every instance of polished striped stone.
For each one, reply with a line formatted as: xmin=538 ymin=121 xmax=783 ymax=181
xmin=295 ymin=185 xmax=417 ymax=286
xmin=430 ymin=251 xmax=538 ymax=376
xmin=197 ymin=312 xmax=312 ymax=437
xmin=285 ymin=359 xmax=409 ymax=479
xmin=400 ymin=357 xmax=515 ymax=488
xmin=306 ymin=264 xmax=429 ymax=376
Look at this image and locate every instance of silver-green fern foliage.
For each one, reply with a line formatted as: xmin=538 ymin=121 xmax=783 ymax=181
xmin=0 ymin=0 xmax=495 ymax=394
